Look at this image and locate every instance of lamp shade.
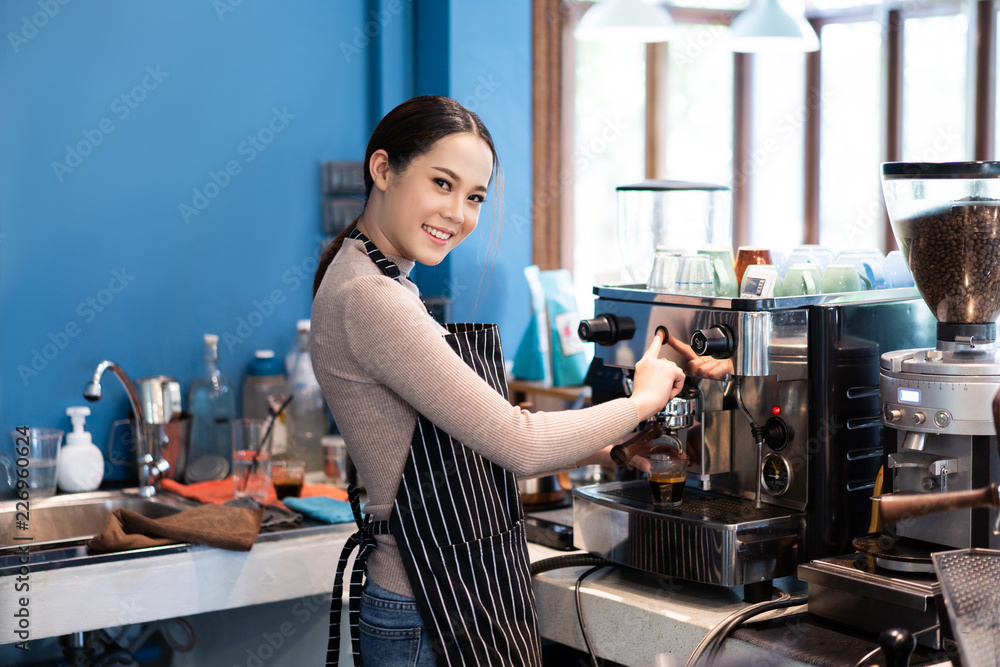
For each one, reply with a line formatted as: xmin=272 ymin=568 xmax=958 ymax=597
xmin=729 ymin=0 xmax=819 ymax=52
xmin=575 ymin=0 xmax=677 ymax=43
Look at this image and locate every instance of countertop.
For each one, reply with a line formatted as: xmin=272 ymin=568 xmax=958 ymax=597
xmin=0 ymin=524 xmax=346 ymax=642
xmin=1 ymin=502 xmax=954 ymax=666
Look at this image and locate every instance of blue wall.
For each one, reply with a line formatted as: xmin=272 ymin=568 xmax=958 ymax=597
xmin=0 ymin=1 xmax=533 ymax=469
xmin=411 ymin=0 xmax=533 ymax=348
xmin=444 ymin=0 xmax=532 ymax=340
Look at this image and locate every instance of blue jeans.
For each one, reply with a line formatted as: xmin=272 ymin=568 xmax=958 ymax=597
xmin=359 ymin=578 xmax=436 ymax=667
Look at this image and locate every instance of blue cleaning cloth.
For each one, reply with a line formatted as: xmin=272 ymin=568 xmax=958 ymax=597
xmin=282 ymin=496 xmax=355 ymax=524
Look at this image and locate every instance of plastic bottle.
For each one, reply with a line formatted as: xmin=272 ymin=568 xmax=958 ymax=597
xmin=187 ymin=334 xmax=237 ymax=482
xmin=285 ymin=323 xmax=301 ymax=378
xmin=57 ymin=406 xmax=105 ymax=492
xmin=289 ymin=320 xmax=329 ymax=471
xmin=243 ymin=350 xmax=294 ymax=459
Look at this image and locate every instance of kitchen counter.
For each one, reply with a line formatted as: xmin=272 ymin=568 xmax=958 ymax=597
xmin=0 ymin=529 xmax=344 ymax=641
xmin=1 ymin=513 xmax=953 ymax=666
xmin=528 ymin=541 xmax=808 ymax=666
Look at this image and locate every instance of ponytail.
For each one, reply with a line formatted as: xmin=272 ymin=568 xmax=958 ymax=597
xmin=313 ymin=217 xmax=359 ymax=298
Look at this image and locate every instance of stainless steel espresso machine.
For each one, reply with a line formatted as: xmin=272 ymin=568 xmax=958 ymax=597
xmin=574 ymin=287 xmax=934 ymax=602
xmin=572 ymin=182 xmax=937 ymax=603
xmin=800 ymin=162 xmax=1000 ymax=649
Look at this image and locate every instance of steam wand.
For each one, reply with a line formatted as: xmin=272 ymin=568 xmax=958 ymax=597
xmin=733 ymin=377 xmax=765 ymax=509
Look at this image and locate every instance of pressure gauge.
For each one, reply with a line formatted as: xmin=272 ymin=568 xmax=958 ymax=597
xmin=761 ymin=454 xmax=791 ymax=497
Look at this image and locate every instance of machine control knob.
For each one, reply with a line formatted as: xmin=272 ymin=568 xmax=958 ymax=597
xmin=912 ymin=412 xmax=926 ymax=425
xmin=933 ymin=411 xmax=952 ymax=428
xmin=690 ymin=325 xmax=736 ymax=359
xmin=883 ymin=404 xmax=903 ymax=422
xmin=762 ymin=416 xmax=788 ymax=450
xmin=578 ymin=314 xmax=636 ymax=346
xmin=878 ymin=628 xmax=915 ymax=667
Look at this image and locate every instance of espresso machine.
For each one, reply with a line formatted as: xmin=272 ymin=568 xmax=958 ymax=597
xmin=800 ymin=162 xmax=1000 ymax=648
xmin=571 ymin=181 xmax=936 ymax=603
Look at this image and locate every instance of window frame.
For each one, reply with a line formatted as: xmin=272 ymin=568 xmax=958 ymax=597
xmin=533 ymin=0 xmax=999 ymax=269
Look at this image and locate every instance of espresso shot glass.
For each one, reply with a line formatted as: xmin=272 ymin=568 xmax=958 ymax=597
xmin=647 ymin=450 xmax=686 ymax=509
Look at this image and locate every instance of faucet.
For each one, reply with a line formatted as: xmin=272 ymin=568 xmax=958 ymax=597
xmin=84 ymin=360 xmax=169 ymax=497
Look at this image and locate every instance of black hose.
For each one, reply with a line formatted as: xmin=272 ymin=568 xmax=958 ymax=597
xmin=530 ymin=554 xmax=619 ymax=666
xmin=686 ymin=588 xmax=808 ymax=666
xmin=576 ymin=565 xmax=606 ymax=667
xmin=529 ymin=553 xmax=615 ymax=577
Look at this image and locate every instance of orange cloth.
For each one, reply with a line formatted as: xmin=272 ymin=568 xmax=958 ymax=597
xmin=160 ymin=477 xmax=347 ymax=505
xmin=299 ymin=482 xmax=349 ymax=501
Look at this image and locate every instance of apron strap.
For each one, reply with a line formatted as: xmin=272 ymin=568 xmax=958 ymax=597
xmin=326 ymin=485 xmax=390 ymax=667
xmin=348 ymin=227 xmax=436 ymax=317
xmin=347 ymin=227 xmax=401 ymax=283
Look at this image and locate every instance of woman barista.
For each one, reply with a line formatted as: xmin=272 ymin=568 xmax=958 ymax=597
xmin=311 ymin=95 xmax=685 ymax=666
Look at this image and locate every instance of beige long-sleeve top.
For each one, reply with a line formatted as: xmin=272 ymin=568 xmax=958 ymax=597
xmin=310 ymin=237 xmax=640 ymax=596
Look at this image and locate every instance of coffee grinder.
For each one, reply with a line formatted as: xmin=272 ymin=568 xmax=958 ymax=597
xmin=799 ymin=161 xmax=1000 ymax=648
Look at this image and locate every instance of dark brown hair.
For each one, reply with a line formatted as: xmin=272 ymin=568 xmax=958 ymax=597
xmin=312 ymin=95 xmax=502 ymax=297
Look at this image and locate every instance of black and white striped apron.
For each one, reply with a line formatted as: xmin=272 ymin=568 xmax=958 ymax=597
xmin=328 ymin=228 xmax=542 ymax=666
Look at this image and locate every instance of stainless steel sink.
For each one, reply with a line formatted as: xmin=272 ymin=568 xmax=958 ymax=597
xmin=0 ymin=489 xmax=196 ymax=551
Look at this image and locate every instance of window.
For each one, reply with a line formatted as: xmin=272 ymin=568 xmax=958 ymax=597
xmin=901 ymin=13 xmax=968 ymax=162
xmin=749 ymin=51 xmax=805 ymax=246
xmin=572 ymin=39 xmax=647 ymax=317
xmin=659 ymin=24 xmax=734 ymax=186
xmin=818 ymin=20 xmax=882 ymax=250
xmin=539 ymin=0 xmax=998 ymax=287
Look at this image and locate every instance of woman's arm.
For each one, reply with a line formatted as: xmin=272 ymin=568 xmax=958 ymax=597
xmin=343 ymin=277 xmax=681 ymax=476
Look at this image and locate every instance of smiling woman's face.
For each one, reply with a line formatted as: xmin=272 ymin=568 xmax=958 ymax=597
xmin=371 ymin=132 xmax=494 ymax=266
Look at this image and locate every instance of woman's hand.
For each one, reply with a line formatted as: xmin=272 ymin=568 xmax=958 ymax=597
xmin=630 ymin=331 xmax=686 ymax=421
xmin=667 ymin=335 xmax=734 ymax=380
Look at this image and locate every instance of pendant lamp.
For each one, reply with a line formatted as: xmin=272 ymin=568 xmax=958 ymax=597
xmin=729 ymin=0 xmax=819 ymax=52
xmin=575 ymin=0 xmax=677 ymax=43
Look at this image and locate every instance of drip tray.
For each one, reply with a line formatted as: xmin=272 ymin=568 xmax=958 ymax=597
xmin=593 ymin=483 xmax=790 ymax=524
xmin=573 ymin=481 xmax=805 ymax=587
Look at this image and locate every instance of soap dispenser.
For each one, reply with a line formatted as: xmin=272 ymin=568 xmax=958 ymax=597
xmin=58 ymin=406 xmax=105 ymax=493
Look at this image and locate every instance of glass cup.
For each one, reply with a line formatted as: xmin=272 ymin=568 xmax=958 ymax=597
xmin=884 ymin=250 xmax=915 ymax=288
xmin=769 ymin=249 xmax=787 ymax=275
xmin=674 ymin=256 xmax=716 ymax=296
xmin=272 ymin=459 xmax=306 ymax=500
xmin=647 ymin=449 xmax=687 ymax=509
xmin=782 ymin=263 xmax=823 ymax=296
xmin=734 ymin=247 xmax=773 ymax=286
xmin=648 ymin=250 xmax=684 ymax=291
xmin=697 ymin=246 xmax=738 ymax=297
xmin=322 ymin=435 xmax=349 ymax=489
xmin=783 ymin=245 xmax=835 ymax=276
xmin=231 ymin=418 xmax=272 ymax=501
xmin=2 ymin=428 xmax=64 ymax=500
xmin=834 ymin=249 xmax=887 ymax=290
xmin=822 ymin=264 xmax=869 ymax=293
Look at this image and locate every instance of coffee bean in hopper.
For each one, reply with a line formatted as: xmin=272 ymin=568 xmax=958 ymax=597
xmin=895 ymin=199 xmax=1000 ymax=323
